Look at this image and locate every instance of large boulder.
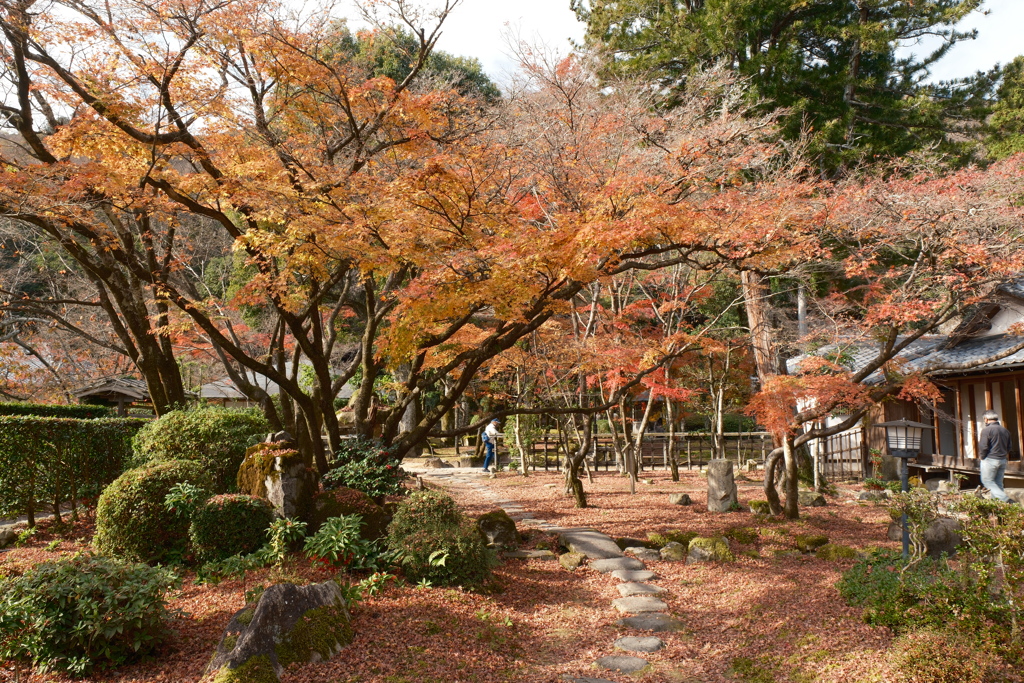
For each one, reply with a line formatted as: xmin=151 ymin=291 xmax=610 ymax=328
xmin=668 ymin=493 xmax=692 ymax=506
xmin=887 ymin=517 xmax=963 ymax=559
xmin=706 ymin=460 xmax=738 ymax=512
xmin=798 ymin=491 xmax=827 ymax=507
xmin=476 ymin=509 xmax=519 ymax=549
xmin=659 ymin=541 xmax=686 ymax=562
xmin=206 ymin=581 xmax=352 ymax=683
xmin=0 ymin=525 xmax=15 ymax=549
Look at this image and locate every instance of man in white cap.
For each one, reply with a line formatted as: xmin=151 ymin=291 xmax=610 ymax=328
xmin=979 ymin=410 xmax=1013 ymax=503
xmin=482 ymin=418 xmax=501 ymax=473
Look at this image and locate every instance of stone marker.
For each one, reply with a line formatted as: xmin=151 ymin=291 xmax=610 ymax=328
xmin=617 ymin=582 xmax=667 ymax=597
xmin=668 ymin=493 xmax=692 ymax=505
xmin=206 ymin=581 xmax=351 ymax=683
xmin=590 ymin=557 xmax=645 ymax=573
xmin=616 ymin=613 xmax=684 ymax=632
xmin=594 ymin=655 xmax=648 ymax=673
xmin=559 ymin=530 xmax=623 ymax=559
xmin=611 ymin=569 xmax=658 ymax=582
xmin=614 ymin=636 xmax=664 ymax=653
xmin=706 ymin=460 xmax=738 ymax=512
xmin=612 ymin=596 xmax=669 ymax=613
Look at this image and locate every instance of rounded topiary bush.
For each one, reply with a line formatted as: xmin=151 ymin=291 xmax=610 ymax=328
xmin=189 ymin=494 xmax=275 ymax=563
xmin=132 ymin=406 xmax=269 ymax=493
xmin=386 ymin=490 xmax=494 ymax=587
xmin=94 ymin=460 xmax=214 ymax=564
xmin=310 ymin=487 xmax=390 ymax=540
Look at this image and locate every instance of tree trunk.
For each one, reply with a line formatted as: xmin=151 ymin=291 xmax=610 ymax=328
xmin=783 ymin=435 xmax=800 ymax=519
xmin=666 ymin=398 xmax=680 ymax=481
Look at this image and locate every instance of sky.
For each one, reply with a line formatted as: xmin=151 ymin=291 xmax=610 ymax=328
xmin=398 ymin=0 xmax=1024 ymax=86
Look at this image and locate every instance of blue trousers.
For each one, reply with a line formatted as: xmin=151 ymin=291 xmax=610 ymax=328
xmin=980 ymin=457 xmax=1010 ymax=502
xmin=483 ymin=441 xmax=495 ymax=470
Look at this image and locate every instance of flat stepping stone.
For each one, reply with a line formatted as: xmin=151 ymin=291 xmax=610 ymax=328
xmin=590 ymin=557 xmax=645 ymax=573
xmin=611 ymin=569 xmax=657 ymax=582
xmin=624 ymin=547 xmax=661 ymax=562
xmin=616 ymin=613 xmax=685 ymax=632
xmin=594 ymin=655 xmax=648 ymax=673
xmin=560 ymin=677 xmax=617 ymax=683
xmin=559 ymin=530 xmax=623 ymax=559
xmin=617 ymin=582 xmax=666 ymax=597
xmin=614 ymin=636 xmax=664 ymax=653
xmin=502 ymin=549 xmax=556 ymax=560
xmin=612 ymin=596 xmax=668 ymax=613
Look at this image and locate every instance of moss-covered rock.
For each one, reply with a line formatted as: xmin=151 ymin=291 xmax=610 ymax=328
xmin=237 ymin=444 xmax=302 ymax=499
xmin=815 ymin=543 xmax=857 ymax=561
xmin=205 ymin=581 xmax=352 ymax=683
xmin=794 ymin=533 xmax=830 ymax=553
xmin=686 ymin=536 xmax=734 ymax=563
xmin=723 ymin=526 xmax=758 ymax=545
xmin=749 ymin=500 xmax=772 ymax=515
xmin=659 ymin=541 xmax=687 ymax=561
xmin=477 ymin=510 xmax=519 ymax=549
xmin=647 ymin=530 xmax=698 ymax=549
xmin=559 ymin=552 xmax=586 ymax=571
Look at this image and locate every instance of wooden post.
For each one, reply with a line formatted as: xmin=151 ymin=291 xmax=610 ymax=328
xmin=968 ymin=383 xmax=979 ymax=459
xmin=687 ymin=439 xmax=692 ymax=470
xmin=1016 ymin=377 xmax=1024 ymax=461
xmin=957 ymin=380 xmax=967 ymax=463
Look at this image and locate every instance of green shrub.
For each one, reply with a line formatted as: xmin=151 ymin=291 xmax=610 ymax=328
xmin=0 ymin=402 xmax=114 ymax=418
xmin=387 ymin=491 xmax=494 ymax=587
xmin=303 ymin=515 xmax=385 ymax=570
xmin=94 ymin=460 xmax=214 ymax=564
xmin=189 ymin=494 xmax=275 ymax=563
xmin=0 ymin=417 xmax=145 ymax=523
xmin=132 ymin=406 xmax=269 ymax=493
xmin=0 ymin=553 xmax=177 ymax=675
xmin=323 ymin=438 xmax=406 ymax=499
xmin=310 ymin=487 xmax=390 ymax=540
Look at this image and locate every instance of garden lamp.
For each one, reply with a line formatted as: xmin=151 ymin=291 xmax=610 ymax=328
xmin=874 ymin=418 xmax=934 ymax=559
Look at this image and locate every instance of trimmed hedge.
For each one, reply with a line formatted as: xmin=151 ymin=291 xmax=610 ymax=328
xmin=189 ymin=494 xmax=275 ymax=563
xmin=94 ymin=460 xmax=214 ymax=564
xmin=0 ymin=417 xmax=147 ymax=525
xmin=0 ymin=402 xmax=114 ymax=419
xmin=133 ymin=406 xmax=269 ymax=493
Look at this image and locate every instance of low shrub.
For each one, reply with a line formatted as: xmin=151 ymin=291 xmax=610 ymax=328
xmin=0 ymin=553 xmax=178 ymax=675
xmin=815 ymin=543 xmax=857 ymax=561
xmin=132 ymin=406 xmax=269 ymax=493
xmin=322 ymin=437 xmax=406 ymax=499
xmin=387 ymin=491 xmax=494 ymax=587
xmin=303 ymin=515 xmax=386 ymax=570
xmin=0 ymin=402 xmax=114 ymax=418
xmin=189 ymin=494 xmax=275 ymax=563
xmin=94 ymin=460 xmax=214 ymax=564
xmin=310 ymin=487 xmax=390 ymax=540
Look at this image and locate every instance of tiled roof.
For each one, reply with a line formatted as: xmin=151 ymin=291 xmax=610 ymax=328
xmin=789 ymin=333 xmax=1024 ymax=382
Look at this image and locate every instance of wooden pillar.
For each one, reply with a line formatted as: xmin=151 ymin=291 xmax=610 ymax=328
xmin=957 ymin=380 xmax=966 ymax=463
xmin=1016 ymin=377 xmax=1024 ymax=461
xmin=968 ymin=384 xmax=979 ymax=459
xmin=932 ymin=399 xmax=941 ymax=456
xmin=985 ymin=380 xmax=994 ymax=411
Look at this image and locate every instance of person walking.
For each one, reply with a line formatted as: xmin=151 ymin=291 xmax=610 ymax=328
xmin=482 ymin=418 xmax=501 ymax=473
xmin=979 ymin=410 xmax=1014 ymax=503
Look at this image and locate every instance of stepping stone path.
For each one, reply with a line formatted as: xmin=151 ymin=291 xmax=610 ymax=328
xmin=409 ymin=465 xmax=679 ymax=678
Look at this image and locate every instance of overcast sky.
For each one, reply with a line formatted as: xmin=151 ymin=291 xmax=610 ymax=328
xmin=415 ymin=0 xmax=1024 ymax=86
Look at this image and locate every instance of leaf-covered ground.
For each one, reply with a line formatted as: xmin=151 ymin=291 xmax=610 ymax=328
xmin=0 ymin=469 xmax=903 ymax=683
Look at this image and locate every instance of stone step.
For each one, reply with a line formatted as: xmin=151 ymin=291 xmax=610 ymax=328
xmin=610 ymin=569 xmax=658 ymax=582
xmin=614 ymin=636 xmax=664 ymax=653
xmin=616 ymin=582 xmax=667 ymax=597
xmin=611 ymin=596 xmax=668 ymax=613
xmin=560 ymin=677 xmax=617 ymax=683
xmin=559 ymin=530 xmax=622 ymax=559
xmin=590 ymin=557 xmax=645 ymax=573
xmin=593 ymin=655 xmax=648 ymax=673
xmin=616 ymin=613 xmax=684 ymax=632
xmin=502 ymin=549 xmax=556 ymax=560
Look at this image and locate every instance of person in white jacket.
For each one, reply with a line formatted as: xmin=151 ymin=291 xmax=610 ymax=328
xmin=482 ymin=419 xmax=501 ymax=472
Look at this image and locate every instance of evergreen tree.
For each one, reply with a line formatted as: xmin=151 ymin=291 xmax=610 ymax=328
xmin=987 ymin=55 xmax=1024 ymax=160
xmin=572 ymin=0 xmax=996 ymax=173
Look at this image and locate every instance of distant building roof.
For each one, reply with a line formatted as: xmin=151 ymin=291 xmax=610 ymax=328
xmin=72 ymin=377 xmax=151 ymax=401
xmin=198 ymin=373 xmax=355 ymax=401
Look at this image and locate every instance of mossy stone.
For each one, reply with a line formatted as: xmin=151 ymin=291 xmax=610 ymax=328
xmin=211 ymin=655 xmax=278 ymax=683
xmin=724 ymin=526 xmax=758 ymax=544
xmin=815 ymin=543 xmax=857 ymax=561
xmin=275 ymin=603 xmax=353 ymax=666
xmin=687 ymin=536 xmax=734 ymax=562
xmin=794 ymin=533 xmax=830 ymax=553
xmin=559 ymin=551 xmax=586 ymax=571
xmin=749 ymin=500 xmax=772 ymax=515
xmin=237 ymin=444 xmax=301 ymax=499
xmin=647 ymin=530 xmax=697 ymax=549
